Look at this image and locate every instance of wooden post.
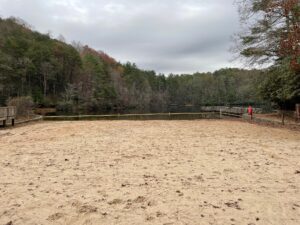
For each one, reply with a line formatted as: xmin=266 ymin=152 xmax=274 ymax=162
xmin=281 ymin=111 xmax=285 ymax=125
xmin=296 ymin=104 xmax=300 ymax=122
xmin=12 ymin=119 xmax=15 ymax=126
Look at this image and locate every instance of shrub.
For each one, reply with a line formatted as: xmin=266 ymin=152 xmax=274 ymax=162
xmin=6 ymin=96 xmax=34 ymax=117
xmin=56 ymin=100 xmax=75 ymax=114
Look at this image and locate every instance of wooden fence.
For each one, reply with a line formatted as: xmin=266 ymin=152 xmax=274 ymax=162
xmin=0 ymin=106 xmax=17 ymax=127
xmin=44 ymin=112 xmax=221 ymax=121
xmin=43 ymin=107 xmax=251 ymax=121
xmin=296 ymin=104 xmax=300 ymax=121
xmin=200 ymin=106 xmax=262 ymax=114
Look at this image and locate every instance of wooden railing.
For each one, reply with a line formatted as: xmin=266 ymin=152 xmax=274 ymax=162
xmin=296 ymin=104 xmax=300 ymax=121
xmin=0 ymin=106 xmax=17 ymax=127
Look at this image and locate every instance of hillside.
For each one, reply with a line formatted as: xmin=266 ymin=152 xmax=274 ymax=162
xmin=0 ymin=17 xmax=265 ymax=114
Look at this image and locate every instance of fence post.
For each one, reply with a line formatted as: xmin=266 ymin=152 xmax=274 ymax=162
xmin=296 ymin=104 xmax=300 ymax=122
xmin=281 ymin=110 xmax=285 ymax=125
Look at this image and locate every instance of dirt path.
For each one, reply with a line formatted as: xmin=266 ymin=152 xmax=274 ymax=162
xmin=0 ymin=120 xmax=299 ymax=225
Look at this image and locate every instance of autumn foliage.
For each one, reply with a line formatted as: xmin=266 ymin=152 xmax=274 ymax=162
xmin=275 ymin=0 xmax=300 ymax=72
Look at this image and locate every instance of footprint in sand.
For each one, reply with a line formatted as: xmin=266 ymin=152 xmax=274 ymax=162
xmin=77 ymin=205 xmax=98 ymax=214
xmin=224 ymin=201 xmax=242 ymax=210
xmin=71 ymin=201 xmax=98 ymax=214
xmin=108 ymin=198 xmax=123 ymax=205
xmin=47 ymin=212 xmax=64 ymax=221
xmin=133 ymin=196 xmax=146 ymax=203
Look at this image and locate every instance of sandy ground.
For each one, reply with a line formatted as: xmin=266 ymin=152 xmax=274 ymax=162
xmin=0 ymin=120 xmax=299 ymax=225
xmin=255 ymin=113 xmax=299 ymax=126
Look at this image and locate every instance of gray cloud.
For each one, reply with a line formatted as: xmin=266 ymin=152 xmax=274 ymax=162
xmin=0 ymin=0 xmax=241 ymax=74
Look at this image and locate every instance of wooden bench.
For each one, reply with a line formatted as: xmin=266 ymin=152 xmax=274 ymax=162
xmin=0 ymin=106 xmax=16 ymax=127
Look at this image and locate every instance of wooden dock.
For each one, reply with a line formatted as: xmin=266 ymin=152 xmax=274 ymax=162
xmin=0 ymin=106 xmax=16 ymax=127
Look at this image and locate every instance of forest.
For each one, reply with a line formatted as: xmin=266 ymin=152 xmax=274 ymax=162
xmin=0 ymin=13 xmax=298 ymax=114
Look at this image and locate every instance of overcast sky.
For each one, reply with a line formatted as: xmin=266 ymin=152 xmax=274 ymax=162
xmin=0 ymin=0 xmax=242 ymax=74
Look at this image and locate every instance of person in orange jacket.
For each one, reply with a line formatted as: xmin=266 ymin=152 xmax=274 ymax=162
xmin=247 ymin=105 xmax=253 ymax=120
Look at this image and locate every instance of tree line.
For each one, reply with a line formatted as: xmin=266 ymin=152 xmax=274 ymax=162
xmin=0 ymin=16 xmax=296 ymax=114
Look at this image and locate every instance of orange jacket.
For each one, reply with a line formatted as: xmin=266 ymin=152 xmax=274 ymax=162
xmin=247 ymin=106 xmax=253 ymax=115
